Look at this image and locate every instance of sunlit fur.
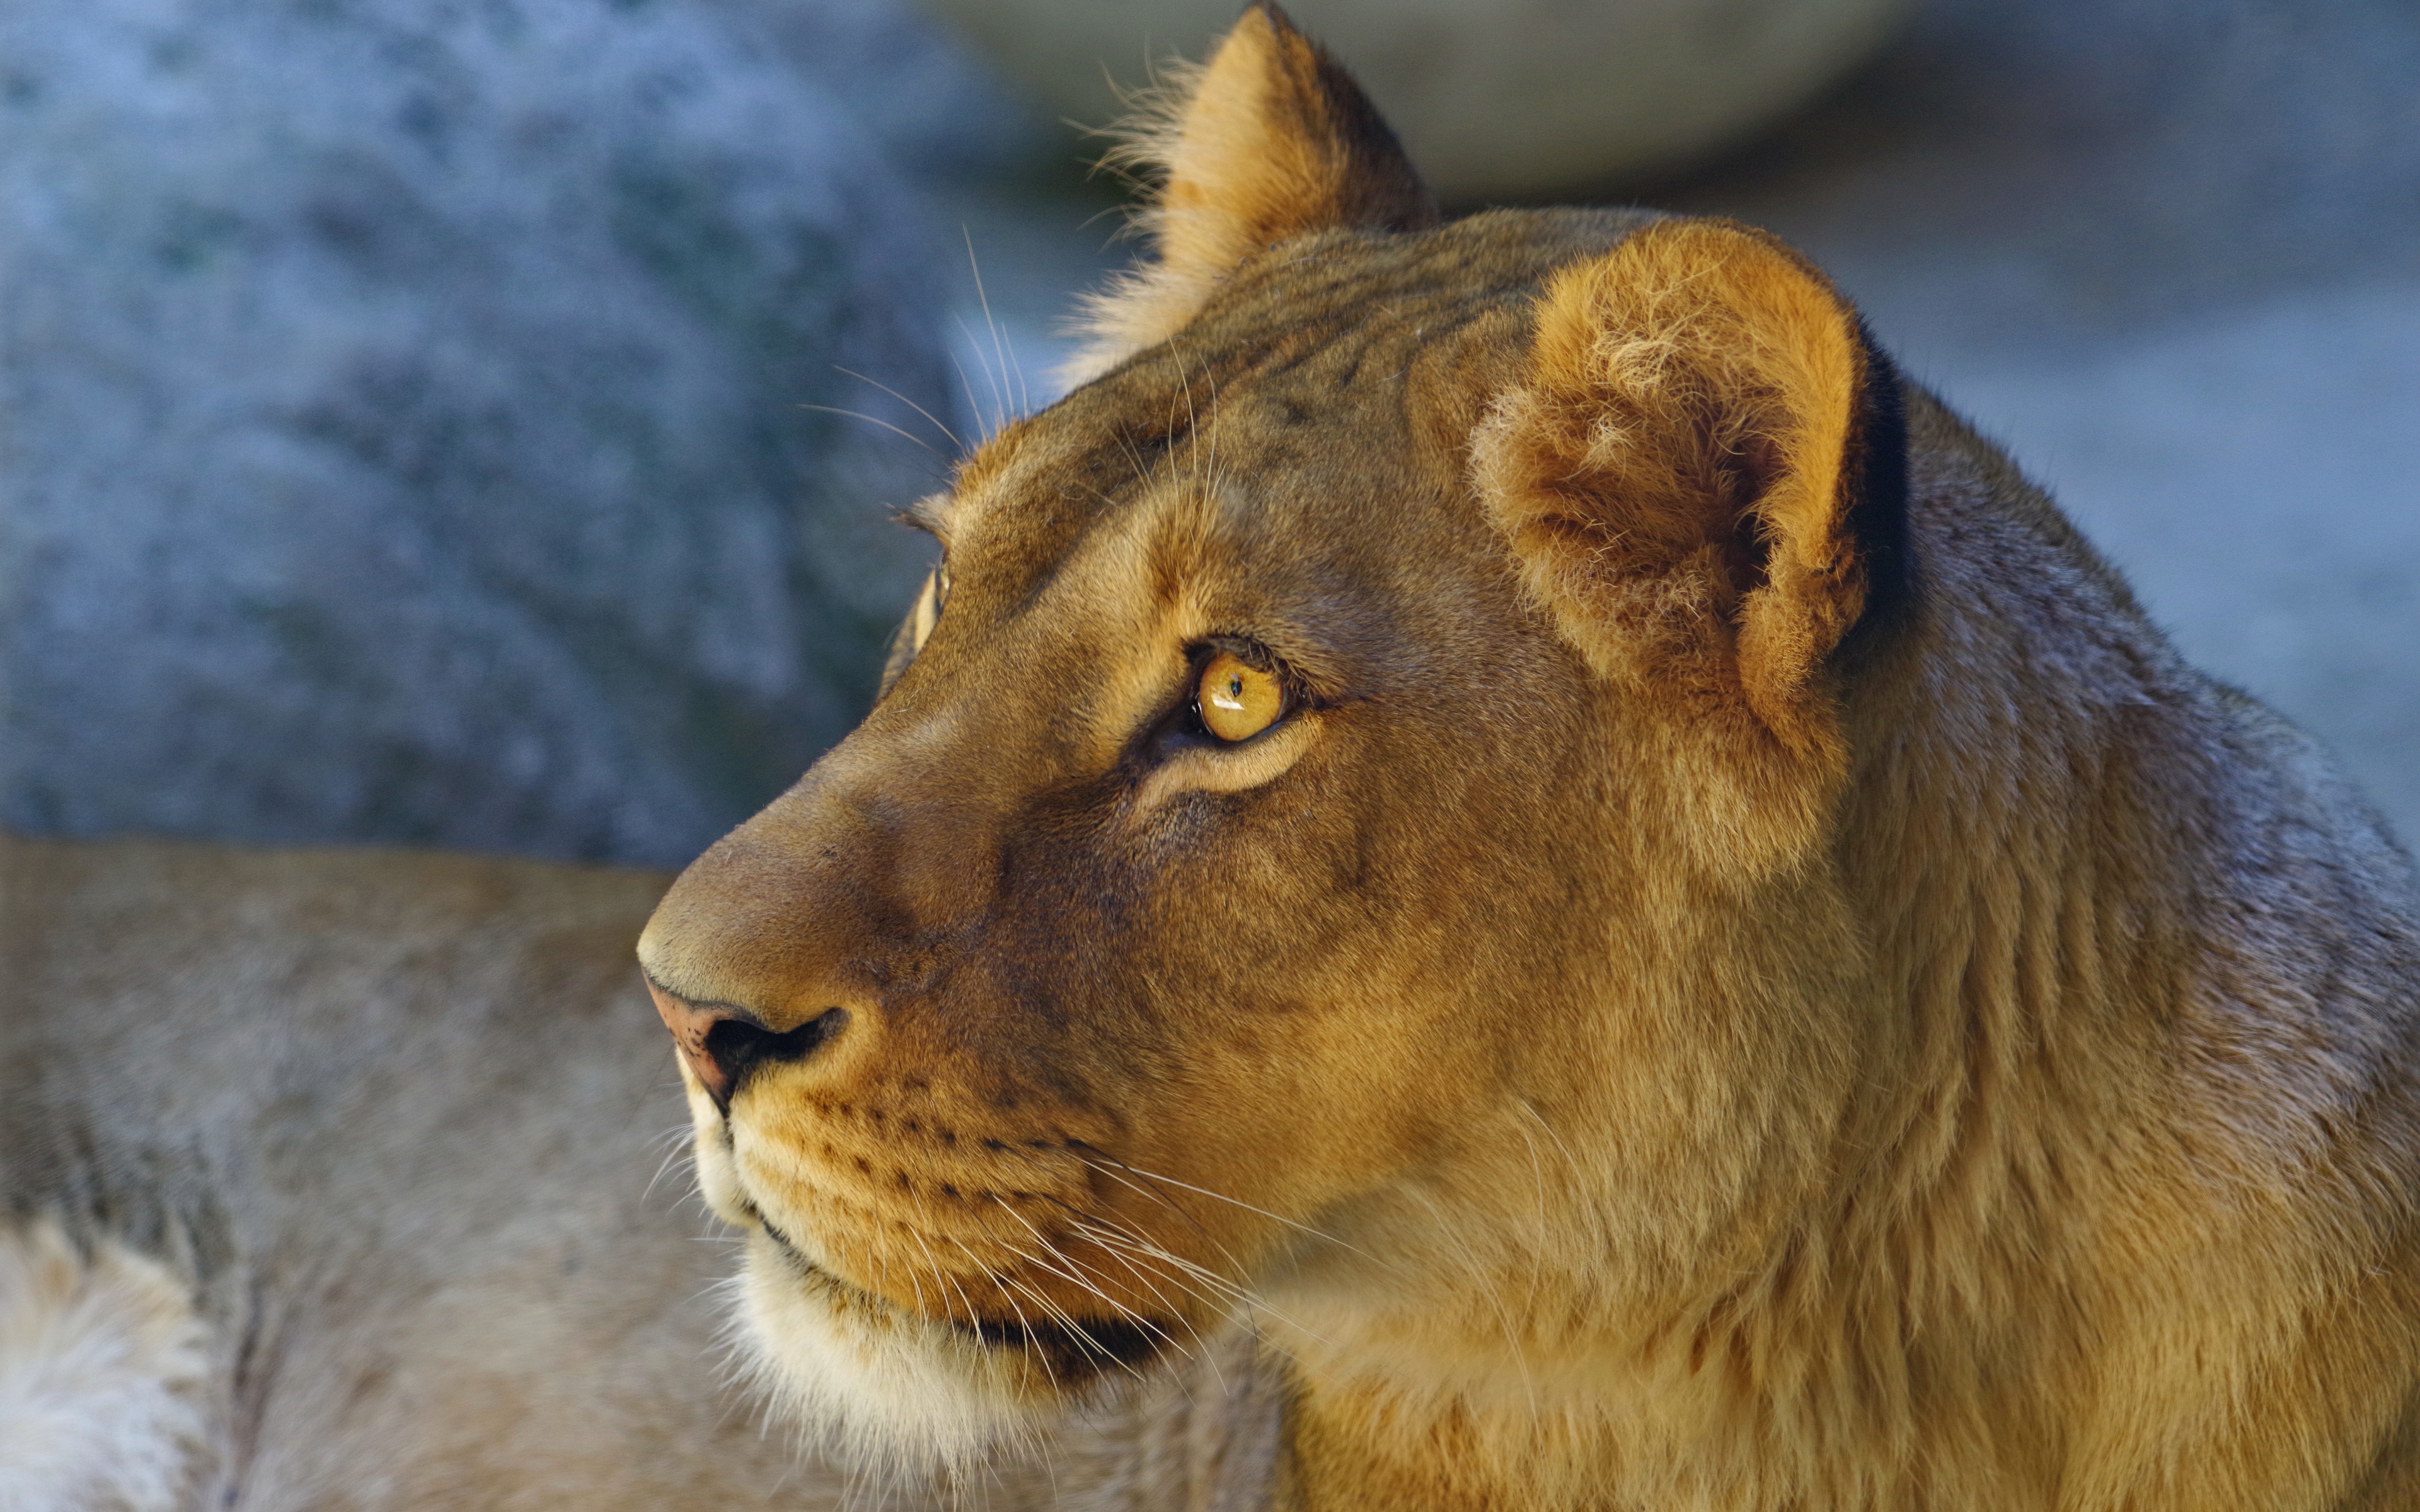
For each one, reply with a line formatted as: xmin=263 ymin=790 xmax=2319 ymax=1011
xmin=1061 ymin=3 xmax=1435 ymax=390
xmin=638 ymin=6 xmax=2420 ymax=1509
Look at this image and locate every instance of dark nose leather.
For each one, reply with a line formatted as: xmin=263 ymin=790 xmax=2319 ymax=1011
xmin=645 ymin=978 xmax=848 ymax=1111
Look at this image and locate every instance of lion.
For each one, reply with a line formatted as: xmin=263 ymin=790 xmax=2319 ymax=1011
xmin=9 ymin=4 xmax=2418 ymax=1508
xmin=631 ymin=4 xmax=2420 ymax=1509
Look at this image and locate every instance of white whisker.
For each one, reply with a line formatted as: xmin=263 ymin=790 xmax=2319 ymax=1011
xmin=1073 ymin=1143 xmax=1397 ymax=1272
xmin=642 ymin=1126 xmax=694 ymax=1202
xmin=945 ymin=345 xmax=994 ymax=445
xmin=1072 ymin=1218 xmax=1340 ymax=1349
xmin=835 ymin=365 xmax=967 ymax=455
xmin=952 ymin=306 xmax=1010 ymax=437
xmin=984 ymin=1200 xmax=1201 ymax=1367
xmin=963 ymin=228 xmax=1026 ymax=423
xmin=799 ymin=403 xmax=947 ymax=462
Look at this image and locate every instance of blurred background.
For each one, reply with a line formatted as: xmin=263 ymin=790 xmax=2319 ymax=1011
xmin=0 ymin=0 xmax=2411 ymax=870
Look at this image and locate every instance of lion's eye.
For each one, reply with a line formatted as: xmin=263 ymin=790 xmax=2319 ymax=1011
xmin=1196 ymin=652 xmax=1284 ymax=743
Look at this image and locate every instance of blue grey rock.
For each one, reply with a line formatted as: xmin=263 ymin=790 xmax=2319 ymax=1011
xmin=0 ymin=0 xmax=976 ymax=868
xmin=703 ymin=0 xmax=1037 ymax=176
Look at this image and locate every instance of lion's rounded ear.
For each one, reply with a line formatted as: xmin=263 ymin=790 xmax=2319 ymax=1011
xmin=1060 ymin=1 xmax=1438 ymax=387
xmin=1473 ymin=219 xmax=1907 ymax=767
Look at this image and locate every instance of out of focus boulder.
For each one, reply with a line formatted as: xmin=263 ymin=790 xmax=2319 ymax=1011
xmin=0 ymin=0 xmax=976 ymax=868
xmin=700 ymin=0 xmax=1037 ymax=176
xmin=919 ymin=0 xmax=1912 ymax=201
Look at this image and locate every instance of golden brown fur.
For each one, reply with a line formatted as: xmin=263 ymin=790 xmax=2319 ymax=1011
xmin=640 ymin=6 xmax=2420 ymax=1508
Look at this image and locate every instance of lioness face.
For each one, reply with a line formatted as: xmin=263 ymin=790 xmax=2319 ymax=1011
xmin=640 ymin=4 xmax=1899 ymax=1474
xmin=637 ymin=223 xmax=1615 ymax=1455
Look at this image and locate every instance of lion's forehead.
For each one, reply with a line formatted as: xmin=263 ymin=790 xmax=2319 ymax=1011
xmin=946 ymin=219 xmax=1635 ymax=597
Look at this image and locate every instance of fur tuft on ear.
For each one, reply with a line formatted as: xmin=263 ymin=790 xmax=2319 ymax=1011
xmin=1472 ymin=218 xmax=1906 ymax=871
xmin=1475 ymin=219 xmax=1901 ymax=763
xmin=1059 ymin=1 xmax=1436 ymax=389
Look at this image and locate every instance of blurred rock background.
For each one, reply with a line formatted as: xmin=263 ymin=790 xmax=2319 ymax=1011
xmin=0 ymin=0 xmax=2410 ymax=868
xmin=919 ymin=0 xmax=1914 ymax=198
xmin=0 ymin=0 xmax=1019 ymax=866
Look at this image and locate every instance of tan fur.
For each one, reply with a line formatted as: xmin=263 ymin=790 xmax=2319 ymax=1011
xmin=640 ymin=6 xmax=2420 ymax=1509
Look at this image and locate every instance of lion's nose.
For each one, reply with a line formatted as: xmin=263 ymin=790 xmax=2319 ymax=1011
xmin=645 ymin=978 xmax=849 ymax=1112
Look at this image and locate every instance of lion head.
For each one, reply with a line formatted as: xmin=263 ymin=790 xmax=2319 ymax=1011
xmin=637 ymin=6 xmax=2420 ymax=1508
xmin=638 ymin=0 xmax=1901 ymax=1460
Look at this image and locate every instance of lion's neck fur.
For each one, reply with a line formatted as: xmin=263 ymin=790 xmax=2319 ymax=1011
xmin=1258 ymin=393 xmax=2420 ymax=1511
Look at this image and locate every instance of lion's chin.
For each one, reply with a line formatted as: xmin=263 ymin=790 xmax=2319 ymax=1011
xmin=732 ymin=1227 xmax=1163 ymax=1475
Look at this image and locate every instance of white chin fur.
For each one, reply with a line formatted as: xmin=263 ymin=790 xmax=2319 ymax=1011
xmin=732 ymin=1230 xmax=1046 ymax=1474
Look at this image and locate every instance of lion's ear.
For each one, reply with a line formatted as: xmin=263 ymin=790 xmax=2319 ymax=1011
xmin=1060 ymin=1 xmax=1437 ymax=387
xmin=1475 ymin=218 xmax=1906 ymax=767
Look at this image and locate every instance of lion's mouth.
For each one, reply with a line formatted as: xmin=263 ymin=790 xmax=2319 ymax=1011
xmin=757 ymin=1217 xmax=1173 ymax=1378
xmin=953 ymin=1308 xmax=1167 ymax=1369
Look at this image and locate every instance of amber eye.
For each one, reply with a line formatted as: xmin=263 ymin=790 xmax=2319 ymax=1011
xmin=1196 ymin=651 xmax=1284 ymax=743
